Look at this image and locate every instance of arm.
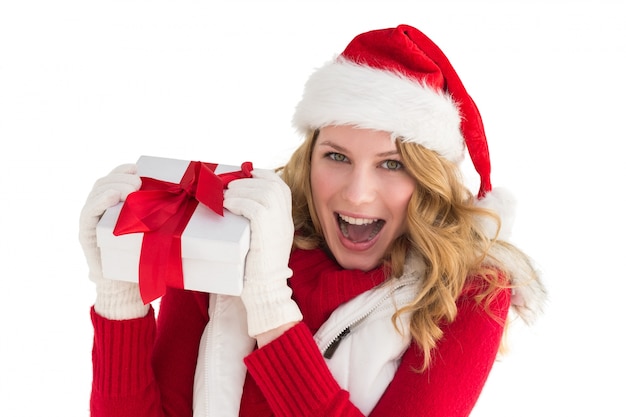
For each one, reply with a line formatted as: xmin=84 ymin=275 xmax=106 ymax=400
xmin=226 ymin=171 xmax=354 ymax=415
xmin=90 ymin=307 xmax=163 ymax=417
xmin=81 ymin=164 xmax=162 ymax=416
xmin=82 ymin=165 xmax=210 ymax=416
xmin=90 ymin=288 xmax=209 ymax=417
xmin=245 ymin=323 xmax=365 ymax=417
xmin=245 ymin=286 xmax=510 ymax=417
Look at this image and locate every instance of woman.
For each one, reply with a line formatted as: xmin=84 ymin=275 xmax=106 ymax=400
xmin=80 ymin=24 xmax=545 ymax=416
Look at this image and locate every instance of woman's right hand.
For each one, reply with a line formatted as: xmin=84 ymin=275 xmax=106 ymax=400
xmin=79 ymin=164 xmax=149 ymax=320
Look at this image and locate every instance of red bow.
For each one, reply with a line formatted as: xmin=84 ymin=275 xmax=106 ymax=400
xmin=113 ymin=161 xmax=253 ymax=303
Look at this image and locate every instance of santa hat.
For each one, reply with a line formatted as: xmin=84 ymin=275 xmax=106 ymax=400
xmin=293 ymin=24 xmax=514 ymax=240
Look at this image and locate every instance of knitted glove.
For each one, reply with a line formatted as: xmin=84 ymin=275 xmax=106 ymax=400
xmin=223 ymin=169 xmax=303 ymax=337
xmin=79 ymin=164 xmax=149 ymax=320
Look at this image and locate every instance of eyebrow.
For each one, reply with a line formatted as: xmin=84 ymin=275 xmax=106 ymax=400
xmin=318 ymin=140 xmax=400 ymax=158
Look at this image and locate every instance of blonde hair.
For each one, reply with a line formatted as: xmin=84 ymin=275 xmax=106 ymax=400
xmin=279 ymin=130 xmax=533 ymax=371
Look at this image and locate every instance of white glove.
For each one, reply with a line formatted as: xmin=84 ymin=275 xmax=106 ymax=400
xmin=79 ymin=164 xmax=149 ymax=320
xmin=223 ymin=169 xmax=302 ymax=337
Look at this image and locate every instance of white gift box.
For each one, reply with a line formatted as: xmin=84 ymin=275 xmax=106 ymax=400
xmin=96 ymin=155 xmax=251 ymax=297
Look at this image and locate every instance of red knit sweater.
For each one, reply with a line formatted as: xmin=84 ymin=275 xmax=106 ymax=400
xmin=90 ymin=248 xmax=510 ymax=416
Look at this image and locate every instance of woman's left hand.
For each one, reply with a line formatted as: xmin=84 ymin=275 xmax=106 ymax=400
xmin=223 ymin=169 xmax=302 ymax=339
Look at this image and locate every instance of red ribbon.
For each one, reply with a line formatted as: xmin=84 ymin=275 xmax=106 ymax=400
xmin=113 ymin=160 xmax=253 ymax=303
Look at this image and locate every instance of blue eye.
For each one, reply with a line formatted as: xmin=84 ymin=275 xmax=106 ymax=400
xmin=327 ymin=152 xmax=348 ymax=162
xmin=381 ymin=159 xmax=403 ymax=170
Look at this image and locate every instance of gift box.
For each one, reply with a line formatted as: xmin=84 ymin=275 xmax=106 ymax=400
xmin=96 ymin=155 xmax=253 ymax=303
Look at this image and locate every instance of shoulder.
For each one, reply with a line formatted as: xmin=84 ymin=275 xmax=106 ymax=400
xmin=486 ymin=242 xmax=547 ymax=324
xmin=458 ymin=273 xmax=511 ymax=324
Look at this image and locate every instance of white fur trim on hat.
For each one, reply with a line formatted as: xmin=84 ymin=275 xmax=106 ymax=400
xmin=292 ymin=57 xmax=466 ymax=163
xmin=476 ymin=187 xmax=517 ymax=241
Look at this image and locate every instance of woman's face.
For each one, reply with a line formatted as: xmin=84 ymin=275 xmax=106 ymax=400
xmin=310 ymin=125 xmax=416 ymax=271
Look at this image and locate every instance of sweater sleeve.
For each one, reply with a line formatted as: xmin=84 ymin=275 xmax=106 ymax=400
xmin=90 ymin=306 xmax=163 ymax=416
xmin=90 ymin=288 xmax=210 ymax=417
xmin=244 ymin=323 xmax=365 ymax=417
xmin=245 ymin=286 xmax=510 ymax=417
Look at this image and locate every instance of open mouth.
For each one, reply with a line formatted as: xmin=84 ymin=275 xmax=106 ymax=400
xmin=336 ymin=213 xmax=385 ymax=243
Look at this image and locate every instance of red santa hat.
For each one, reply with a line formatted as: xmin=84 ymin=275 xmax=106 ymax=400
xmin=293 ymin=24 xmax=514 ymax=239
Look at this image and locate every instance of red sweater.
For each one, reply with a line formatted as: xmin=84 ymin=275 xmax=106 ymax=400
xmin=90 ymin=248 xmax=510 ymax=416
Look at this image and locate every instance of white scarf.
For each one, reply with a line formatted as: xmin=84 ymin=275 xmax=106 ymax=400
xmin=192 ymin=257 xmax=425 ymax=416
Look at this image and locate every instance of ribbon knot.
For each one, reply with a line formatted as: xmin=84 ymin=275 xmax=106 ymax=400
xmin=113 ymin=160 xmax=253 ymax=303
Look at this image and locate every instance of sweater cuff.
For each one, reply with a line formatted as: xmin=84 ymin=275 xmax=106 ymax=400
xmin=244 ymin=322 xmax=344 ymax=416
xmin=94 ymin=279 xmax=150 ymax=321
xmin=90 ymin=306 xmax=156 ymax=397
xmin=241 ymin=280 xmax=303 ymax=337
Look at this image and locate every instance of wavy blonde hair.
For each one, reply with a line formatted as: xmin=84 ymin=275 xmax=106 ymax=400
xmin=279 ymin=129 xmax=531 ymax=370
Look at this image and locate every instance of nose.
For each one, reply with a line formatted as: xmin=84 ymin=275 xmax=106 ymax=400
xmin=341 ymin=166 xmax=377 ymax=206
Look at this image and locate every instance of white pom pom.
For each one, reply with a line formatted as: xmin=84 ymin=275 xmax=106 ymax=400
xmin=475 ymin=187 xmax=517 ymax=240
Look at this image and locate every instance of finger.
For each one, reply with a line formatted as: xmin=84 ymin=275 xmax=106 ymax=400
xmin=108 ymin=163 xmax=138 ymax=175
xmin=227 ymin=175 xmax=290 ymax=201
xmin=224 ymin=180 xmax=284 ymax=209
xmin=251 ymin=170 xmax=292 ymax=209
xmin=91 ymin=172 xmax=141 ymax=193
xmin=223 ymin=196 xmax=265 ymax=224
xmin=88 ymin=174 xmax=141 ymax=206
xmin=250 ymin=168 xmax=281 ymax=181
xmin=81 ymin=188 xmax=125 ymax=220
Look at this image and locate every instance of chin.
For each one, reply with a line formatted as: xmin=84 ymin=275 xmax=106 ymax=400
xmin=334 ymin=252 xmax=382 ymax=272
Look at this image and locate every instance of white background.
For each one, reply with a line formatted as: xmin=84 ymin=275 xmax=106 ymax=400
xmin=1 ymin=1 xmax=624 ymax=416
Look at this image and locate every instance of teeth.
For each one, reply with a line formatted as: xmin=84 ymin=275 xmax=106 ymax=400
xmin=338 ymin=214 xmax=379 ymax=225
